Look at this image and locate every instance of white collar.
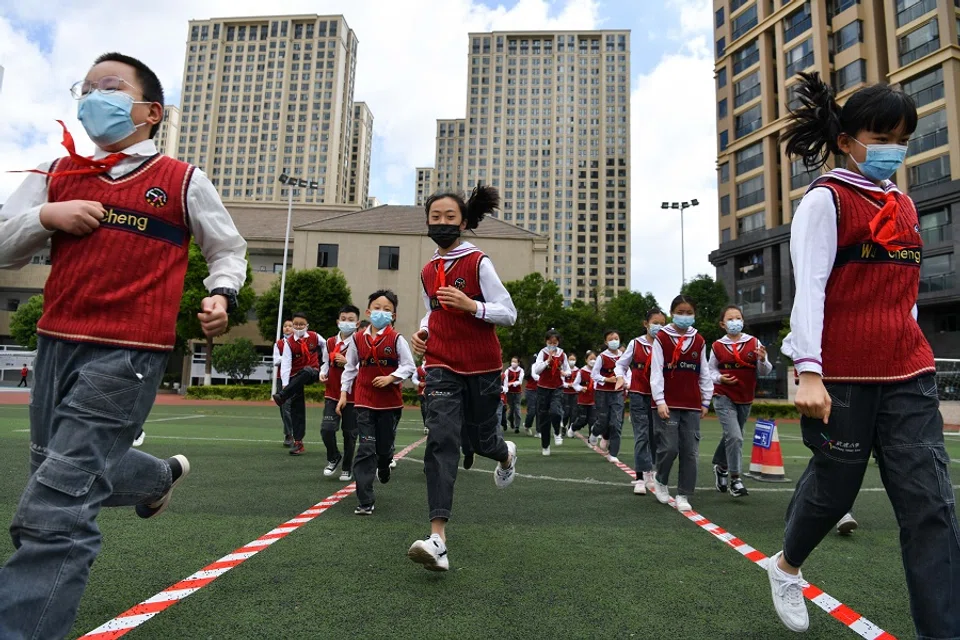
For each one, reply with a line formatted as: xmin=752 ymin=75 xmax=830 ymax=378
xmin=718 ymin=333 xmax=752 ymax=345
xmin=93 ymin=139 xmax=158 ymax=160
xmin=601 ymin=349 xmax=618 ymax=358
xmin=432 ymin=241 xmax=479 ymax=261
xmin=337 ymin=332 xmax=356 ymax=343
xmin=809 ymin=168 xmax=902 ymax=196
xmin=664 ymin=325 xmax=698 ymax=338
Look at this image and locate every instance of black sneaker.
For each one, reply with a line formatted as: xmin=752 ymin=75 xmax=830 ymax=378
xmin=136 ymin=455 xmax=191 ymax=519
xmin=272 ymin=393 xmax=284 ymax=407
xmin=730 ymin=478 xmax=749 ymax=497
xmin=463 ymin=452 xmax=475 ymax=470
xmin=323 ymin=455 xmax=343 ymax=477
xmin=713 ymin=464 xmax=729 ymax=493
xmin=378 ymin=465 xmax=391 ymax=484
xmin=283 ymin=435 xmax=293 ymax=447
xmin=354 ymin=504 xmax=375 ymax=516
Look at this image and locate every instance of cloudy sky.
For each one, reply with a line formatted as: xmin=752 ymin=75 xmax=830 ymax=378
xmin=0 ymin=0 xmax=719 ymax=310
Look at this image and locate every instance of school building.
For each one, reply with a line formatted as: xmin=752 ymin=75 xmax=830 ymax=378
xmin=709 ymin=0 xmax=960 ymax=397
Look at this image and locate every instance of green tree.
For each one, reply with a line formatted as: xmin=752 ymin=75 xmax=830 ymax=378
xmin=9 ymin=295 xmax=44 ymax=351
xmin=497 ymin=272 xmax=564 ymax=365
xmin=602 ymin=290 xmax=662 ymax=344
xmin=211 ymin=338 xmax=261 ymax=383
xmin=177 ymin=242 xmax=257 ymax=385
xmin=255 ymin=268 xmax=352 ymax=343
xmin=680 ymin=274 xmax=730 ymax=345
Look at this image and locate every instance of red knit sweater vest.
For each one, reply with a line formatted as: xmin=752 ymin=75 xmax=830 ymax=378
xmin=525 ymin=376 xmax=538 ymax=391
xmin=562 ymin=370 xmax=578 ymax=394
xmin=537 ymin=350 xmax=566 ymax=389
xmin=275 ymin=338 xmax=286 ymax=380
xmin=421 ymin=251 xmax=502 ymax=375
xmin=628 ymin=338 xmax=654 ymax=395
xmin=594 ymin=353 xmax=619 ymax=393
xmin=287 ymin=332 xmax=321 ymax=376
xmin=355 ymin=328 xmax=403 ymax=410
xmin=577 ymin=367 xmax=595 ymax=405
xmin=712 ymin=337 xmax=759 ymax=404
xmin=506 ymin=368 xmax=522 ymax=394
xmin=817 ymin=180 xmax=934 ymax=382
xmin=657 ymin=330 xmax=706 ymax=411
xmin=325 ymin=335 xmax=355 ymax=403
xmin=42 ymin=154 xmax=194 ymax=350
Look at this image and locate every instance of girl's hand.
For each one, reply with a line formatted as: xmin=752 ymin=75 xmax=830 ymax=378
xmin=701 ymin=406 xmax=709 ymax=418
xmin=334 ymin=353 xmax=347 ymax=366
xmin=412 ymin=330 xmax=428 ymax=357
xmin=336 ymin=394 xmax=346 ymax=416
xmin=795 ymin=372 xmax=832 ymax=424
xmin=614 ymin=376 xmax=624 ymax=391
xmin=319 ymin=374 xmax=328 ymax=383
xmin=373 ymin=376 xmax=395 ymax=388
xmin=657 ymin=404 xmax=670 ymax=420
xmin=437 ymin=286 xmax=478 ymax=314
xmin=719 ymin=374 xmax=738 ymax=386
xmin=757 ymin=345 xmax=767 ymax=361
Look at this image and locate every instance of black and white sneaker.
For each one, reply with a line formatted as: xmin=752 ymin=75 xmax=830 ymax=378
xmin=136 ymin=455 xmax=191 ymax=519
xmin=354 ymin=504 xmax=375 ymax=516
xmin=713 ymin=464 xmax=729 ymax=493
xmin=323 ymin=455 xmax=343 ymax=477
xmin=730 ymin=478 xmax=749 ymax=497
xmin=407 ymin=533 xmax=449 ymax=571
xmin=378 ymin=465 xmax=391 ymax=484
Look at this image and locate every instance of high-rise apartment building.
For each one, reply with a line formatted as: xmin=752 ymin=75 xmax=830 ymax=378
xmin=155 ymin=105 xmax=181 ymax=157
xmin=415 ymin=167 xmax=435 ymax=205
xmin=349 ymin=101 xmax=374 ymax=206
xmin=177 ymin=15 xmax=361 ymax=205
xmin=434 ymin=118 xmax=465 ymax=194
xmin=709 ymin=0 xmax=960 ymax=393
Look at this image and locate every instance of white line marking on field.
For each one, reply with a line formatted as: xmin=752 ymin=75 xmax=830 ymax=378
xmin=145 ymin=415 xmax=207 ymax=423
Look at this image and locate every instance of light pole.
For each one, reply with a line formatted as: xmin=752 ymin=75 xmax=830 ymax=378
xmin=272 ymin=170 xmax=319 ymax=395
xmin=661 ymin=199 xmax=699 ymax=286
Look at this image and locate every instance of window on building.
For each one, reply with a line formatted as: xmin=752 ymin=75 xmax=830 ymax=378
xmin=920 ymin=253 xmax=954 ymax=293
xmin=919 ymin=207 xmax=952 ymax=245
xmin=716 ymin=7 xmax=725 ymax=28
xmin=829 ymin=0 xmax=859 ymax=17
xmin=903 ymin=66 xmax=944 ymax=107
xmin=721 ymin=228 xmax=732 ymax=243
xmin=736 ymin=282 xmax=766 ymax=314
xmin=717 ymin=67 xmax=727 ymax=88
xmin=317 ymin=243 xmax=339 ymax=268
xmin=736 ymin=175 xmax=765 ymax=209
xmin=378 ymin=246 xmax=400 ymax=270
xmin=719 ymin=129 xmax=729 ymax=151
xmin=721 ymin=195 xmax=731 ymax=216
xmin=835 ymin=59 xmax=866 ymax=92
xmin=733 ymin=39 xmax=760 ymax=75
xmin=734 ymin=70 xmax=761 ymax=108
xmin=909 ymin=155 xmax=951 ymax=190
xmin=736 ymin=251 xmax=764 ymax=278
xmin=908 ymin=108 xmax=948 ymax=155
xmin=6 ymin=298 xmax=20 ymax=312
xmin=735 ymin=104 xmax=762 ymax=139
xmin=732 ymin=5 xmax=758 ymax=39
xmin=790 ymin=157 xmax=820 ymax=189
xmin=785 ymin=81 xmax=804 ymax=112
xmin=833 ymin=20 xmax=862 ymax=53
xmin=783 ymin=4 xmax=813 ymax=42
xmin=719 ymin=162 xmax=730 ymax=184
xmin=785 ymin=38 xmax=814 ymax=77
xmin=899 ymin=18 xmax=939 ymax=67
xmin=896 ymin=0 xmax=937 ymax=28
xmin=737 ymin=210 xmax=766 ymax=236
xmin=736 ymin=141 xmax=764 ymax=174
xmin=716 ymin=37 xmax=726 ymax=58
xmin=731 ymin=0 xmax=751 ymax=10
xmin=718 ymin=98 xmax=728 ymax=119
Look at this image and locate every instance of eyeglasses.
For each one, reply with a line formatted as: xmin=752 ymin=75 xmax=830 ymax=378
xmin=70 ymin=76 xmax=141 ymax=100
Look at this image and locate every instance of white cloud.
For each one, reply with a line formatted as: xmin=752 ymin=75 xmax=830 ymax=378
xmin=0 ymin=0 xmax=599 ymax=204
xmin=630 ymin=0 xmax=717 ymax=310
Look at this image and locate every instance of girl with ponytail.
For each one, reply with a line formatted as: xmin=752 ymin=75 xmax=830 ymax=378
xmin=407 ymin=185 xmax=519 ymax=572
xmin=769 ymin=72 xmax=959 ymax=638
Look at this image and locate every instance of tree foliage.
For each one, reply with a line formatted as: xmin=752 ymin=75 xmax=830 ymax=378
xmin=602 ymin=290 xmax=662 ymax=345
xmin=255 ymin=268 xmax=352 ymax=342
xmin=211 ymin=338 xmax=261 ymax=382
xmin=9 ymin=295 xmax=44 ymax=351
xmin=496 ymin=272 xmax=564 ymax=364
xmin=680 ymin=274 xmax=730 ymax=345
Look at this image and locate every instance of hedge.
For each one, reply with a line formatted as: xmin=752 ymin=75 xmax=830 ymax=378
xmin=186 ymin=383 xmax=423 ymax=405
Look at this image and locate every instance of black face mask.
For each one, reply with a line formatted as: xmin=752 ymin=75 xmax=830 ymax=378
xmin=428 ymin=224 xmax=462 ymax=249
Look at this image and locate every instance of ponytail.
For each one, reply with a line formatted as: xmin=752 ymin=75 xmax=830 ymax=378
xmin=465 ymin=183 xmax=499 ymax=230
xmin=782 ymin=72 xmax=842 ymax=170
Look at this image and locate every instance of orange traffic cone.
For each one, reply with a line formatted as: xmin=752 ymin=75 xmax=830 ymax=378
xmin=745 ymin=420 xmax=790 ymax=483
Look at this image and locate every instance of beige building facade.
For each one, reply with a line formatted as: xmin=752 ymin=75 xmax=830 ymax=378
xmin=415 ymin=167 xmax=435 ymax=206
xmin=349 ymin=102 xmax=374 ymax=206
xmin=155 ymin=105 xmax=181 ymax=157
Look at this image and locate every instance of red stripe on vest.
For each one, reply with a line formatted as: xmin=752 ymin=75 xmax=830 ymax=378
xmin=657 ymin=330 xmax=706 ymax=411
xmin=325 ymin=335 xmax=355 ymax=403
xmin=354 ymin=328 xmax=403 ymax=410
xmin=628 ymin=338 xmax=653 ymax=395
xmin=712 ymin=337 xmax=759 ymax=404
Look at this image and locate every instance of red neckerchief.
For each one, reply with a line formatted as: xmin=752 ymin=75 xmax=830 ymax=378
xmin=670 ymin=333 xmax=689 ymax=369
xmin=869 ymin=191 xmax=911 ymax=250
xmin=11 ymin=121 xmax=127 ymax=179
xmin=365 ymin=326 xmax=396 ymax=375
xmin=730 ymin=340 xmax=753 ymax=368
xmin=435 ymin=258 xmax=449 ymax=310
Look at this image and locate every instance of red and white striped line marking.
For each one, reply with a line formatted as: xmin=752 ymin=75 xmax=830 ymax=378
xmin=576 ymin=433 xmax=896 ymax=640
xmin=79 ymin=436 xmax=427 ymax=640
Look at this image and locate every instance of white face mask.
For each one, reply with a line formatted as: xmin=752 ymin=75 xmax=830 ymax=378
xmin=510 ymin=363 xmax=519 ymax=369
xmin=587 ymin=360 xmax=596 ymax=368
xmin=294 ymin=328 xmax=307 ymax=339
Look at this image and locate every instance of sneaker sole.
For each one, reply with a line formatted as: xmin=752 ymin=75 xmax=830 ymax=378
xmin=407 ymin=545 xmax=449 ymax=572
xmin=140 ymin=455 xmax=191 ymax=519
xmin=837 ymin=521 xmax=858 ymax=535
xmin=767 ymin=554 xmax=810 ymax=632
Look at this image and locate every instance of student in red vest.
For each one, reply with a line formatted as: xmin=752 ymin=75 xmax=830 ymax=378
xmin=708 ymin=305 xmax=772 ymax=498
xmin=572 ymin=353 xmax=597 ymax=435
xmin=592 ymin=331 xmax=627 ymax=462
xmin=278 ymin=312 xmax=325 ymax=456
xmin=523 ymin=364 xmax=539 ymax=436
xmin=408 ymin=186 xmax=518 ymax=572
xmin=499 ymin=372 xmax=510 ymax=431
xmin=338 ymin=290 xmax=415 ymax=516
xmin=650 ymin=295 xmax=713 ymax=513
xmin=764 ymin=72 xmax=960 ymax=638
xmin=617 ymin=308 xmax=667 ymax=495
xmin=412 ymin=360 xmax=429 ymax=435
xmin=561 ymin=353 xmax=580 ymax=436
xmin=273 ymin=319 xmax=295 ymax=447
xmin=0 ymin=53 xmax=247 ymax=640
xmin=504 ymin=356 xmax=524 ymax=434
xmin=17 ymin=365 xmax=28 ymax=388
xmin=532 ymin=330 xmax=571 ymax=455
xmin=319 ymin=305 xmax=360 ymax=481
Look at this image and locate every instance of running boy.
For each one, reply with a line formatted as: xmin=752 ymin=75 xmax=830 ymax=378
xmin=0 ymin=52 xmax=247 ymax=640
xmin=338 ymin=290 xmax=415 ymax=515
xmin=278 ymin=312 xmax=325 ymax=456
xmin=532 ymin=330 xmax=571 ymax=455
xmin=319 ymin=305 xmax=360 ymax=481
xmin=409 ymin=185 xmax=518 ymax=571
xmin=273 ymin=319 xmax=295 ymax=447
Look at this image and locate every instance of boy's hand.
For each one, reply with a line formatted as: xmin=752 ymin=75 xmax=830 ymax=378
xmin=614 ymin=376 xmax=624 ymax=391
xmin=796 ymin=372 xmax=832 ymax=424
xmin=758 ymin=345 xmax=767 ymax=361
xmin=701 ymin=406 xmax=709 ymax=418
xmin=319 ymin=373 xmax=328 ymax=383
xmin=657 ymin=403 xmax=670 ymax=420
xmin=39 ymin=200 xmax=106 ymax=236
xmin=334 ymin=353 xmax=347 ymax=366
xmin=198 ymin=296 xmax=229 ymax=337
xmin=412 ymin=330 xmax=428 ymax=356
xmin=437 ymin=286 xmax=478 ymax=314
xmin=336 ymin=394 xmax=346 ymax=416
xmin=373 ymin=375 xmax=396 ymax=388
xmin=719 ymin=374 xmax=738 ymax=385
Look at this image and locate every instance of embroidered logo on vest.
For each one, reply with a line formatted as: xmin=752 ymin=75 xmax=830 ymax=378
xmin=145 ymin=187 xmax=168 ymax=208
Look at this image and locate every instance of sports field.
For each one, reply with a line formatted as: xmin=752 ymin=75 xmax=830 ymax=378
xmin=0 ymin=401 xmax=955 ymax=639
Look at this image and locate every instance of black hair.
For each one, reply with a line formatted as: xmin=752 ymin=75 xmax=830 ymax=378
xmin=603 ymin=329 xmax=619 ymax=341
xmin=359 ymin=319 xmax=371 ymax=328
xmin=670 ymin=295 xmax=697 ymax=314
xmin=545 ymin=329 xmax=561 ymax=342
xmin=782 ymin=71 xmax=918 ymax=170
xmin=339 ymin=304 xmax=361 ymax=317
xmin=292 ymin=311 xmax=308 ymax=322
xmin=510 ymin=355 xmax=520 ymax=362
xmin=645 ymin=307 xmax=666 ymax=322
xmin=719 ymin=305 xmax=743 ymax=323
xmin=368 ymin=289 xmax=399 ymax=311
xmin=424 ymin=183 xmax=500 ymax=231
xmin=93 ymin=52 xmax=164 ymax=138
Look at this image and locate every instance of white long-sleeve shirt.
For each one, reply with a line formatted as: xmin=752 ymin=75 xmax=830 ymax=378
xmin=320 ymin=332 xmax=356 ymax=378
xmin=615 ymin=335 xmax=655 ymax=378
xmin=279 ymin=332 xmax=327 ymax=387
xmin=591 ymin=349 xmax=622 ymax=386
xmin=707 ymin=333 xmax=773 ymax=383
xmin=781 ymin=169 xmax=917 ymax=377
xmin=0 ymin=139 xmax=247 ymax=292
xmin=340 ymin=328 xmax=416 ymax=395
xmin=531 ymin=347 xmax=571 ymax=377
xmin=650 ymin=326 xmax=713 ymax=409
xmin=418 ymin=241 xmax=517 ymax=332
xmin=504 ymin=365 xmax=525 ymax=389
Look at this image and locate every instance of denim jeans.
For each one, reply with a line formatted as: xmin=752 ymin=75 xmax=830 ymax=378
xmin=524 ymin=388 xmax=538 ymax=431
xmin=782 ymin=375 xmax=960 ymax=640
xmin=537 ymin=387 xmax=563 ymax=449
xmin=573 ymin=404 xmax=595 ymax=432
xmin=418 ymin=395 xmax=427 ymax=427
xmin=594 ymin=391 xmax=625 ymax=457
xmin=423 ymin=368 xmax=508 ymax=521
xmin=654 ymin=409 xmax=701 ymax=496
xmin=506 ymin=393 xmax=521 ymax=432
xmin=353 ymin=407 xmax=402 ymax=507
xmin=628 ymin=393 xmax=654 ymax=474
xmin=0 ymin=337 xmax=172 ymax=640
xmin=562 ymin=393 xmax=578 ymax=427
xmin=710 ymin=395 xmax=753 ymax=476
xmin=321 ymin=399 xmax=357 ymax=472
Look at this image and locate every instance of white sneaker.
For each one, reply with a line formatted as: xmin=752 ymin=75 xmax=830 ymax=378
xmin=837 ymin=513 xmax=859 ymax=536
xmin=606 ymin=455 xmax=619 ymax=463
xmin=653 ymin=480 xmax=670 ymax=504
xmin=554 ymin=434 xmax=563 ymax=446
xmin=389 ymin=458 xmax=397 ymax=469
xmin=634 ymin=479 xmax=647 ymax=495
xmin=588 ymin=434 xmax=598 ymax=446
xmin=767 ymin=551 xmax=809 ymax=632
xmin=643 ymin=471 xmax=657 ymax=494
xmin=339 ymin=470 xmax=353 ymax=482
xmin=495 ymin=441 xmax=517 ymax=489
xmin=675 ymin=495 xmax=692 ymax=512
xmin=566 ymin=428 xmax=574 ymax=438
xmin=407 ymin=534 xmax=449 ymax=572
xmin=542 ymin=446 xmax=551 ymax=456
xmin=133 ymin=431 xmax=145 ymax=448
xmin=630 ymin=479 xmax=641 ymax=485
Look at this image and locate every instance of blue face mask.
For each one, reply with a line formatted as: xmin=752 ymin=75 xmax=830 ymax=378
xmin=607 ymin=340 xmax=620 ymax=351
xmin=648 ymin=323 xmax=663 ymax=337
xmin=369 ymin=310 xmax=393 ymax=330
xmin=726 ymin=319 xmax=744 ymax=335
xmin=77 ymin=91 xmax=148 ymax=147
xmin=673 ymin=315 xmax=695 ymax=330
xmin=852 ymin=138 xmax=908 ymax=182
